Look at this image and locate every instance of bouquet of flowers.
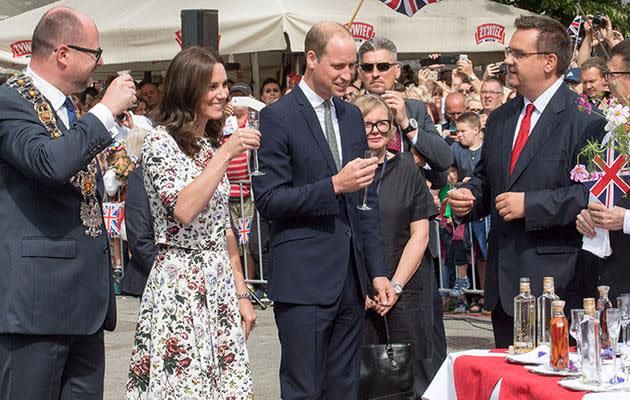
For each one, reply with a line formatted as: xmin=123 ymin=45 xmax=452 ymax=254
xmin=570 ymin=92 xmax=629 ymax=257
xmin=105 ymin=140 xmax=136 ymax=183
xmin=570 ymin=95 xmax=629 ymax=194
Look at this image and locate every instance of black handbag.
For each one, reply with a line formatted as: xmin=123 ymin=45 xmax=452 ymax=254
xmin=359 ymin=316 xmax=415 ymax=400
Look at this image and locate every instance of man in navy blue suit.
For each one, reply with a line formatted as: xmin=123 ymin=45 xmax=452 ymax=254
xmin=448 ymin=15 xmax=606 ymax=348
xmin=0 ymin=7 xmax=136 ymax=400
xmin=252 ymin=21 xmax=395 ymax=399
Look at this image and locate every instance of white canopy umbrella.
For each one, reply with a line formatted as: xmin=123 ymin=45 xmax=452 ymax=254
xmin=0 ymin=0 xmax=287 ymax=72
xmin=0 ymin=0 xmax=535 ymax=74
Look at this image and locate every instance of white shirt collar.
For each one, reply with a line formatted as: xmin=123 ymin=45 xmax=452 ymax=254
xmin=524 ymin=77 xmax=564 ymax=113
xmin=298 ymin=79 xmax=331 ymax=110
xmin=25 ymin=65 xmax=67 ymax=113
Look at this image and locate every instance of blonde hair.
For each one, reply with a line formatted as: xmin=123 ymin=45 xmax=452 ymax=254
xmin=353 ymin=95 xmax=394 ymax=137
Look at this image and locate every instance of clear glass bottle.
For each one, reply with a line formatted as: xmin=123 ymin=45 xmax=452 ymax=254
xmin=537 ymin=276 xmax=559 ymax=346
xmin=596 ymin=285 xmax=613 ymax=353
xmin=514 ymin=277 xmax=536 ymax=353
xmin=580 ymin=298 xmax=602 ymax=384
xmin=550 ymin=300 xmax=569 ymax=370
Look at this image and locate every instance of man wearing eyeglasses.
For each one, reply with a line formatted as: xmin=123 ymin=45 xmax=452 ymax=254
xmin=357 ymin=37 xmax=452 ymax=172
xmin=449 ymin=15 xmax=606 ymax=348
xmin=576 ymin=39 xmax=630 ymax=302
xmin=0 ymin=7 xmax=136 ymax=400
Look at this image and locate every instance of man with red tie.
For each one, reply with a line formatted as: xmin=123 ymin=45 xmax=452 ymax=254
xmin=448 ymin=15 xmax=606 ymax=348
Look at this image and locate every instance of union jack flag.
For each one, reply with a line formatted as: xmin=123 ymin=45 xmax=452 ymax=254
xmin=583 ymin=147 xmax=630 ymax=208
xmin=567 ymin=16 xmax=582 ymax=38
xmin=102 ymin=202 xmax=125 ymax=238
xmin=237 ymin=217 xmax=251 ymax=246
xmin=378 ymin=0 xmax=439 ymax=17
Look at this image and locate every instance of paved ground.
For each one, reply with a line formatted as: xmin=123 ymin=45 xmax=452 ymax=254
xmin=105 ymin=296 xmax=493 ymax=399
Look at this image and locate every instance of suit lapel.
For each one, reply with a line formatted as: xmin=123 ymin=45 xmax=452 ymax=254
xmin=507 ymin=87 xmax=566 ymax=189
xmin=333 ymin=97 xmax=353 ymax=167
xmin=499 ymin=99 xmax=522 ymax=190
xmin=294 ymin=86 xmax=338 ymax=175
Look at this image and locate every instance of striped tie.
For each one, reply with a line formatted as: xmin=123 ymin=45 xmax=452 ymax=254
xmin=323 ymin=100 xmax=341 ymax=170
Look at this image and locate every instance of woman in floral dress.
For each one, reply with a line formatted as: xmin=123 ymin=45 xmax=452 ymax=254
xmin=126 ymin=47 xmax=260 ymax=400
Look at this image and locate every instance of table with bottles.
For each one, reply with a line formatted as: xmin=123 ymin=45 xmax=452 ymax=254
xmin=423 ymin=279 xmax=630 ymax=400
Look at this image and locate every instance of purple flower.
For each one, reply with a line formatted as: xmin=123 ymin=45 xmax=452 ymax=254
xmin=567 ymin=360 xmax=578 ymax=372
xmin=575 ymin=95 xmax=593 ymax=114
xmin=537 ymin=351 xmax=547 ymax=358
xmin=601 ymin=346 xmax=615 ymax=360
xmin=570 ymin=164 xmax=590 ymax=182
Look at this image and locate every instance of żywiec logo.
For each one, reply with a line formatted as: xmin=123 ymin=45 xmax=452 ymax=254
xmin=348 ymin=22 xmax=375 ymax=45
xmin=9 ymin=40 xmax=32 ymax=58
xmin=475 ymin=23 xmax=505 ymax=45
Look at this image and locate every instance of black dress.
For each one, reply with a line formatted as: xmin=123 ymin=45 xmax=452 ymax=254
xmin=363 ymin=152 xmax=439 ymax=398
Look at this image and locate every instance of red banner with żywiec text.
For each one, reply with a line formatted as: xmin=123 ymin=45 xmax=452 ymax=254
xmin=454 ymin=355 xmax=587 ymax=400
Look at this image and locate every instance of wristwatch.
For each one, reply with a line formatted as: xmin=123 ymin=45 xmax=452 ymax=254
xmin=401 ymin=118 xmax=418 ymax=134
xmin=468 ymin=74 xmax=478 ymax=81
xmin=391 ymin=280 xmax=403 ymax=295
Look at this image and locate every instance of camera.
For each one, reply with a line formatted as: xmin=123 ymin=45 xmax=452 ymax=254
xmin=591 ymin=15 xmax=607 ymax=30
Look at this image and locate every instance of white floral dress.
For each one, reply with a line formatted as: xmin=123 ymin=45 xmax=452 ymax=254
xmin=125 ymin=127 xmax=253 ymax=400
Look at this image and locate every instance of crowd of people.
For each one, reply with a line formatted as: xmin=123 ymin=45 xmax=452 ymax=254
xmin=0 ymin=4 xmax=629 ymax=400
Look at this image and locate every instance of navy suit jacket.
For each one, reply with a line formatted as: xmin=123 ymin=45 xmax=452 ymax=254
xmin=463 ymin=83 xmax=606 ymax=316
xmin=0 ymin=83 xmax=115 ymax=334
xmin=252 ymin=86 xmax=388 ymax=305
xmin=403 ymin=98 xmax=452 ymax=172
xmin=121 ymin=166 xmax=156 ymax=297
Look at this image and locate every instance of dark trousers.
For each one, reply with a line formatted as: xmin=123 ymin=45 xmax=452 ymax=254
xmin=491 ymin=299 xmax=514 ymax=349
xmin=0 ymin=330 xmax=105 ymax=400
xmin=274 ymin=265 xmax=363 ymax=400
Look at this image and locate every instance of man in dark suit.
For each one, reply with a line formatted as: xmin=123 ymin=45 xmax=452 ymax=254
xmin=252 ymin=21 xmax=395 ymax=399
xmin=121 ymin=165 xmax=157 ymax=297
xmin=576 ymin=39 xmax=630 ymax=302
xmin=448 ymin=15 xmax=606 ymax=348
xmin=357 ymin=36 xmax=452 ymax=171
xmin=0 ymin=7 xmax=136 ymax=400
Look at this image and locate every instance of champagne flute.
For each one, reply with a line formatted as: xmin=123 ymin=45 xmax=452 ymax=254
xmin=606 ymin=308 xmax=622 ymax=384
xmin=618 ymin=294 xmax=630 ymax=378
xmin=356 ymin=149 xmax=377 ymax=211
xmin=248 ymin=110 xmax=265 ymax=176
xmin=570 ymin=309 xmax=584 ymax=370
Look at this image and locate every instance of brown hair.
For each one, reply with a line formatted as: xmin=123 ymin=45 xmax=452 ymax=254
xmin=611 ymin=39 xmax=630 ymax=71
xmin=514 ymin=15 xmax=571 ymax=76
xmin=580 ymin=57 xmax=606 ymax=76
xmin=304 ymin=21 xmax=352 ymax=58
xmin=31 ymin=7 xmax=83 ymax=58
xmin=156 ymin=47 xmax=224 ymax=157
xmin=456 ymin=112 xmax=481 ymax=130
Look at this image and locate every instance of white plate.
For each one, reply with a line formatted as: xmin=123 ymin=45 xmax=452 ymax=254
xmin=506 ymin=345 xmax=550 ymax=365
xmin=525 ymin=364 xmax=580 ymax=377
xmin=558 ymin=377 xmax=630 ymax=392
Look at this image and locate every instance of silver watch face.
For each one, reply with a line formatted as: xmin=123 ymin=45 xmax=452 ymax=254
xmin=393 ymin=283 xmax=403 ymax=294
xmin=409 ymin=118 xmax=418 ymax=129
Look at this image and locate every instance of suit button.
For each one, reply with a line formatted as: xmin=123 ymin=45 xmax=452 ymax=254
xmin=345 ymin=230 xmax=352 ymax=238
xmin=103 ymin=246 xmax=109 ymax=254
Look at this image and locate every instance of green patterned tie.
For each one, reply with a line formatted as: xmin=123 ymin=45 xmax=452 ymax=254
xmin=323 ymin=100 xmax=341 ymax=171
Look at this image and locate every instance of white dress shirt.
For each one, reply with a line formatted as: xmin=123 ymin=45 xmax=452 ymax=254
xmin=26 ymin=65 xmax=116 ymax=134
xmin=298 ymin=80 xmax=343 ymax=164
xmin=624 ymin=210 xmax=630 ymax=234
xmin=512 ymin=77 xmax=564 ymax=148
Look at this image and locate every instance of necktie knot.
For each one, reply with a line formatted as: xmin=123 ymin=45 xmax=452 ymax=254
xmin=524 ymin=103 xmax=535 ymax=118
xmin=64 ymin=97 xmax=76 ymax=126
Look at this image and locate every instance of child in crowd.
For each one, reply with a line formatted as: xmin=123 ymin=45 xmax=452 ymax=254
xmin=448 ymin=112 xmax=488 ymax=313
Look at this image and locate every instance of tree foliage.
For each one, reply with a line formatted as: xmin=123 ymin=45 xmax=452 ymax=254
xmin=494 ymin=0 xmax=630 ymax=38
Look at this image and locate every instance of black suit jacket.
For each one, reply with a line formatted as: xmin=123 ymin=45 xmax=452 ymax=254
xmin=403 ymin=99 xmax=452 ymax=172
xmin=252 ymin=86 xmax=388 ymax=305
xmin=121 ymin=166 xmax=156 ymax=297
xmin=463 ymin=83 xmax=606 ymax=316
xmin=598 ymin=197 xmax=630 ymax=301
xmin=0 ymin=83 xmax=115 ymax=334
